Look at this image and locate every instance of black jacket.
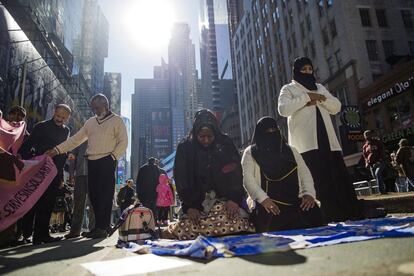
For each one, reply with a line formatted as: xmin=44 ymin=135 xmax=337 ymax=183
xmin=19 ymin=119 xmax=70 ymax=173
xmin=174 ymin=135 xmax=245 ymax=213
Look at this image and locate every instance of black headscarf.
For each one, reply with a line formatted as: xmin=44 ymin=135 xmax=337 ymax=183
xmin=174 ymin=109 xmax=244 ymax=211
xmin=189 ymin=109 xmax=222 ymax=194
xmin=191 ymin=109 xmax=224 ymax=146
xmin=251 ymin=117 xmax=296 ymax=179
xmin=292 ymin=57 xmax=317 ymax=91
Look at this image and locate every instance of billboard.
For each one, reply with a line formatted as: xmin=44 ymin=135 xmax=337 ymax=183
xmin=151 ymin=109 xmax=171 ymax=159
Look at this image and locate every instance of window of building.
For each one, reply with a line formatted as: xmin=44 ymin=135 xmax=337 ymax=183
xmin=327 ymin=0 xmax=333 ymax=8
xmin=335 ymin=86 xmax=350 ymax=106
xmin=300 ymin=21 xmax=306 ymax=38
xmin=327 ymin=56 xmax=335 ymax=74
xmin=292 ymin=32 xmax=297 ymax=48
xmin=372 ymin=74 xmax=382 ymax=81
xmin=310 ymin=40 xmax=316 ymax=58
xmin=387 ymin=99 xmax=412 ymax=131
xmin=330 ymin=19 xmax=337 ymax=37
xmin=318 ymin=0 xmax=324 ymax=17
xmin=382 ymin=40 xmax=394 ymax=58
xmin=304 ymin=46 xmax=309 ymax=57
xmin=376 ymin=9 xmax=388 ymax=28
xmin=366 ymin=40 xmax=379 ymax=61
xmin=409 ymin=41 xmax=414 ymax=55
xmin=402 ymin=10 xmax=414 ymax=29
xmin=373 ymin=108 xmax=385 ymax=130
xmin=359 ymin=8 xmax=371 ymax=27
xmin=322 ymin=28 xmax=329 ymax=45
xmin=306 ymin=13 xmax=312 ymax=31
xmin=334 ymin=49 xmax=343 ymax=68
xmin=297 ymin=0 xmax=302 ymax=13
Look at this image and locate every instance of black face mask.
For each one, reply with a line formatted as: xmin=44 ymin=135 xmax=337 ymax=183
xmin=292 ymin=57 xmax=317 ymax=91
xmin=261 ymin=131 xmax=281 ymax=152
xmin=251 ymin=117 xmax=296 ymax=178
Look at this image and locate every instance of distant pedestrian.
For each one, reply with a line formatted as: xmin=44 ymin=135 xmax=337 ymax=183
xmin=136 ymin=157 xmax=162 ymax=215
xmin=64 ymin=143 xmax=95 ymax=239
xmin=156 ymin=174 xmax=174 ymax=225
xmin=278 ymin=57 xmax=361 ymax=222
xmin=391 ymin=152 xmax=408 ymax=192
xmin=396 ymin=139 xmax=414 ymax=191
xmin=362 ymin=130 xmax=387 ymax=194
xmin=19 ymin=104 xmax=71 ymax=245
xmin=117 ymin=179 xmax=136 ymax=213
xmin=47 ymin=94 xmax=128 ymax=239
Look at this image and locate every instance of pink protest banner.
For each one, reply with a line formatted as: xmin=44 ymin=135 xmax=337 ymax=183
xmin=0 ymin=154 xmax=57 ymax=232
xmin=0 ymin=118 xmax=26 ymax=154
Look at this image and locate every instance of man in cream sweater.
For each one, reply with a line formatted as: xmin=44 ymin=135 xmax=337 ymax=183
xmin=47 ymin=94 xmax=128 ymax=239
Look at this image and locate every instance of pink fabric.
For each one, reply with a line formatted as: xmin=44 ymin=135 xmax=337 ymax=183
xmin=0 ymin=154 xmax=57 ymax=231
xmin=156 ymin=174 xmax=174 ymax=207
xmin=0 ymin=120 xmax=57 ymax=231
xmin=0 ymin=118 xmax=26 ymax=154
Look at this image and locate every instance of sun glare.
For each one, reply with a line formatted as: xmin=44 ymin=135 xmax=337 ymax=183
xmin=124 ymin=0 xmax=176 ymax=50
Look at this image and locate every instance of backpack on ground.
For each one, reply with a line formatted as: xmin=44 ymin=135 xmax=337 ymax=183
xmin=108 ymin=204 xmax=159 ymax=242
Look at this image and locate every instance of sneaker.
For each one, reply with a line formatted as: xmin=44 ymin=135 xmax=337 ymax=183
xmin=82 ymin=228 xmax=107 ymax=239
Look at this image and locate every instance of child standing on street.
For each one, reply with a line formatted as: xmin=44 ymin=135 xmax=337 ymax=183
xmin=156 ymin=174 xmax=174 ymax=226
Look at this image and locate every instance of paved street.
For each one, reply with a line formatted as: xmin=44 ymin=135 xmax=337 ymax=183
xmin=2 ymin=228 xmax=414 ymax=276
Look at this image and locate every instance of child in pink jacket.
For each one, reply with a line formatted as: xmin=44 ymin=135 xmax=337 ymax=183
xmin=156 ymin=174 xmax=174 ymax=226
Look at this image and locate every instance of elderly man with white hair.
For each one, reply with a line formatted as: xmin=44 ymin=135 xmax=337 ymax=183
xmin=47 ymin=94 xmax=128 ymax=239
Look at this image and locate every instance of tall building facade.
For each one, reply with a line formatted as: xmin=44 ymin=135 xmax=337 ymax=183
xmin=168 ymin=23 xmax=198 ymax=149
xmin=0 ymin=0 xmax=95 ymax=131
xmin=117 ymin=116 xmax=131 ymax=185
xmin=103 ymin=72 xmax=122 ymax=115
xmin=77 ymin=0 xmax=109 ymax=95
xmin=232 ymin=0 xmax=414 ymax=150
xmin=200 ymin=0 xmax=241 ymax=144
xmin=131 ymin=64 xmax=171 ymax=179
xmin=200 ymin=0 xmax=234 ymax=113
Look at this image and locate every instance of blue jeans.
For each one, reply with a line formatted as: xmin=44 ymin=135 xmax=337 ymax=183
xmin=370 ymin=162 xmax=386 ymax=194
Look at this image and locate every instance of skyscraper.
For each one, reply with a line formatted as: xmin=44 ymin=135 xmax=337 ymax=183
xmin=199 ymin=0 xmax=234 ymax=113
xmin=103 ymin=72 xmax=122 ymax=115
xmin=131 ymin=63 xmax=171 ymax=179
xmin=168 ymin=23 xmax=198 ymax=149
xmin=77 ymin=0 xmax=109 ymax=95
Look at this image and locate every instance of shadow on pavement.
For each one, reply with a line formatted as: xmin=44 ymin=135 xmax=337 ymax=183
xmin=0 ymin=238 xmax=106 ymax=274
xmin=239 ymin=250 xmax=307 ymax=266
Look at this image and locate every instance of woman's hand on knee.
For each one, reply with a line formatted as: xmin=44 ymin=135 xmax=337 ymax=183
xmin=260 ymin=198 xmax=280 ymax=215
xmin=187 ymin=208 xmax=201 ymax=225
xmin=300 ymin=195 xmax=315 ymax=211
xmin=225 ymin=200 xmax=239 ymax=219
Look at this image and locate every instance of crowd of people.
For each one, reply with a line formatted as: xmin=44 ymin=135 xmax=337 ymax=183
xmin=1 ymin=56 xmax=413 ymax=247
xmin=363 ymin=130 xmax=414 ymax=193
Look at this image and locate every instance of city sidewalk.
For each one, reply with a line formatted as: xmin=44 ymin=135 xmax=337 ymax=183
xmin=1 ymin=218 xmax=414 ymax=276
xmin=359 ymin=192 xmax=414 ymax=213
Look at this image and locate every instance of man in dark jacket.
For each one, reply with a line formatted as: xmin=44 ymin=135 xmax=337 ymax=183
xmin=396 ymin=139 xmax=414 ymax=190
xmin=136 ymin=157 xmax=161 ymax=214
xmin=19 ymin=104 xmax=71 ymax=245
xmin=362 ymin=130 xmax=387 ymax=194
xmin=117 ymin=179 xmax=136 ymax=212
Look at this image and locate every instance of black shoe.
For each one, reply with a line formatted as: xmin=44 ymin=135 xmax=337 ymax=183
xmin=33 ymin=236 xmax=63 ymax=245
xmin=64 ymin=231 xmax=81 ymax=239
xmin=81 ymin=228 xmax=107 ymax=239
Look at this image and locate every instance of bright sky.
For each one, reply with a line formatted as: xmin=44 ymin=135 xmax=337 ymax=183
xmin=98 ymin=0 xmax=201 ymax=119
